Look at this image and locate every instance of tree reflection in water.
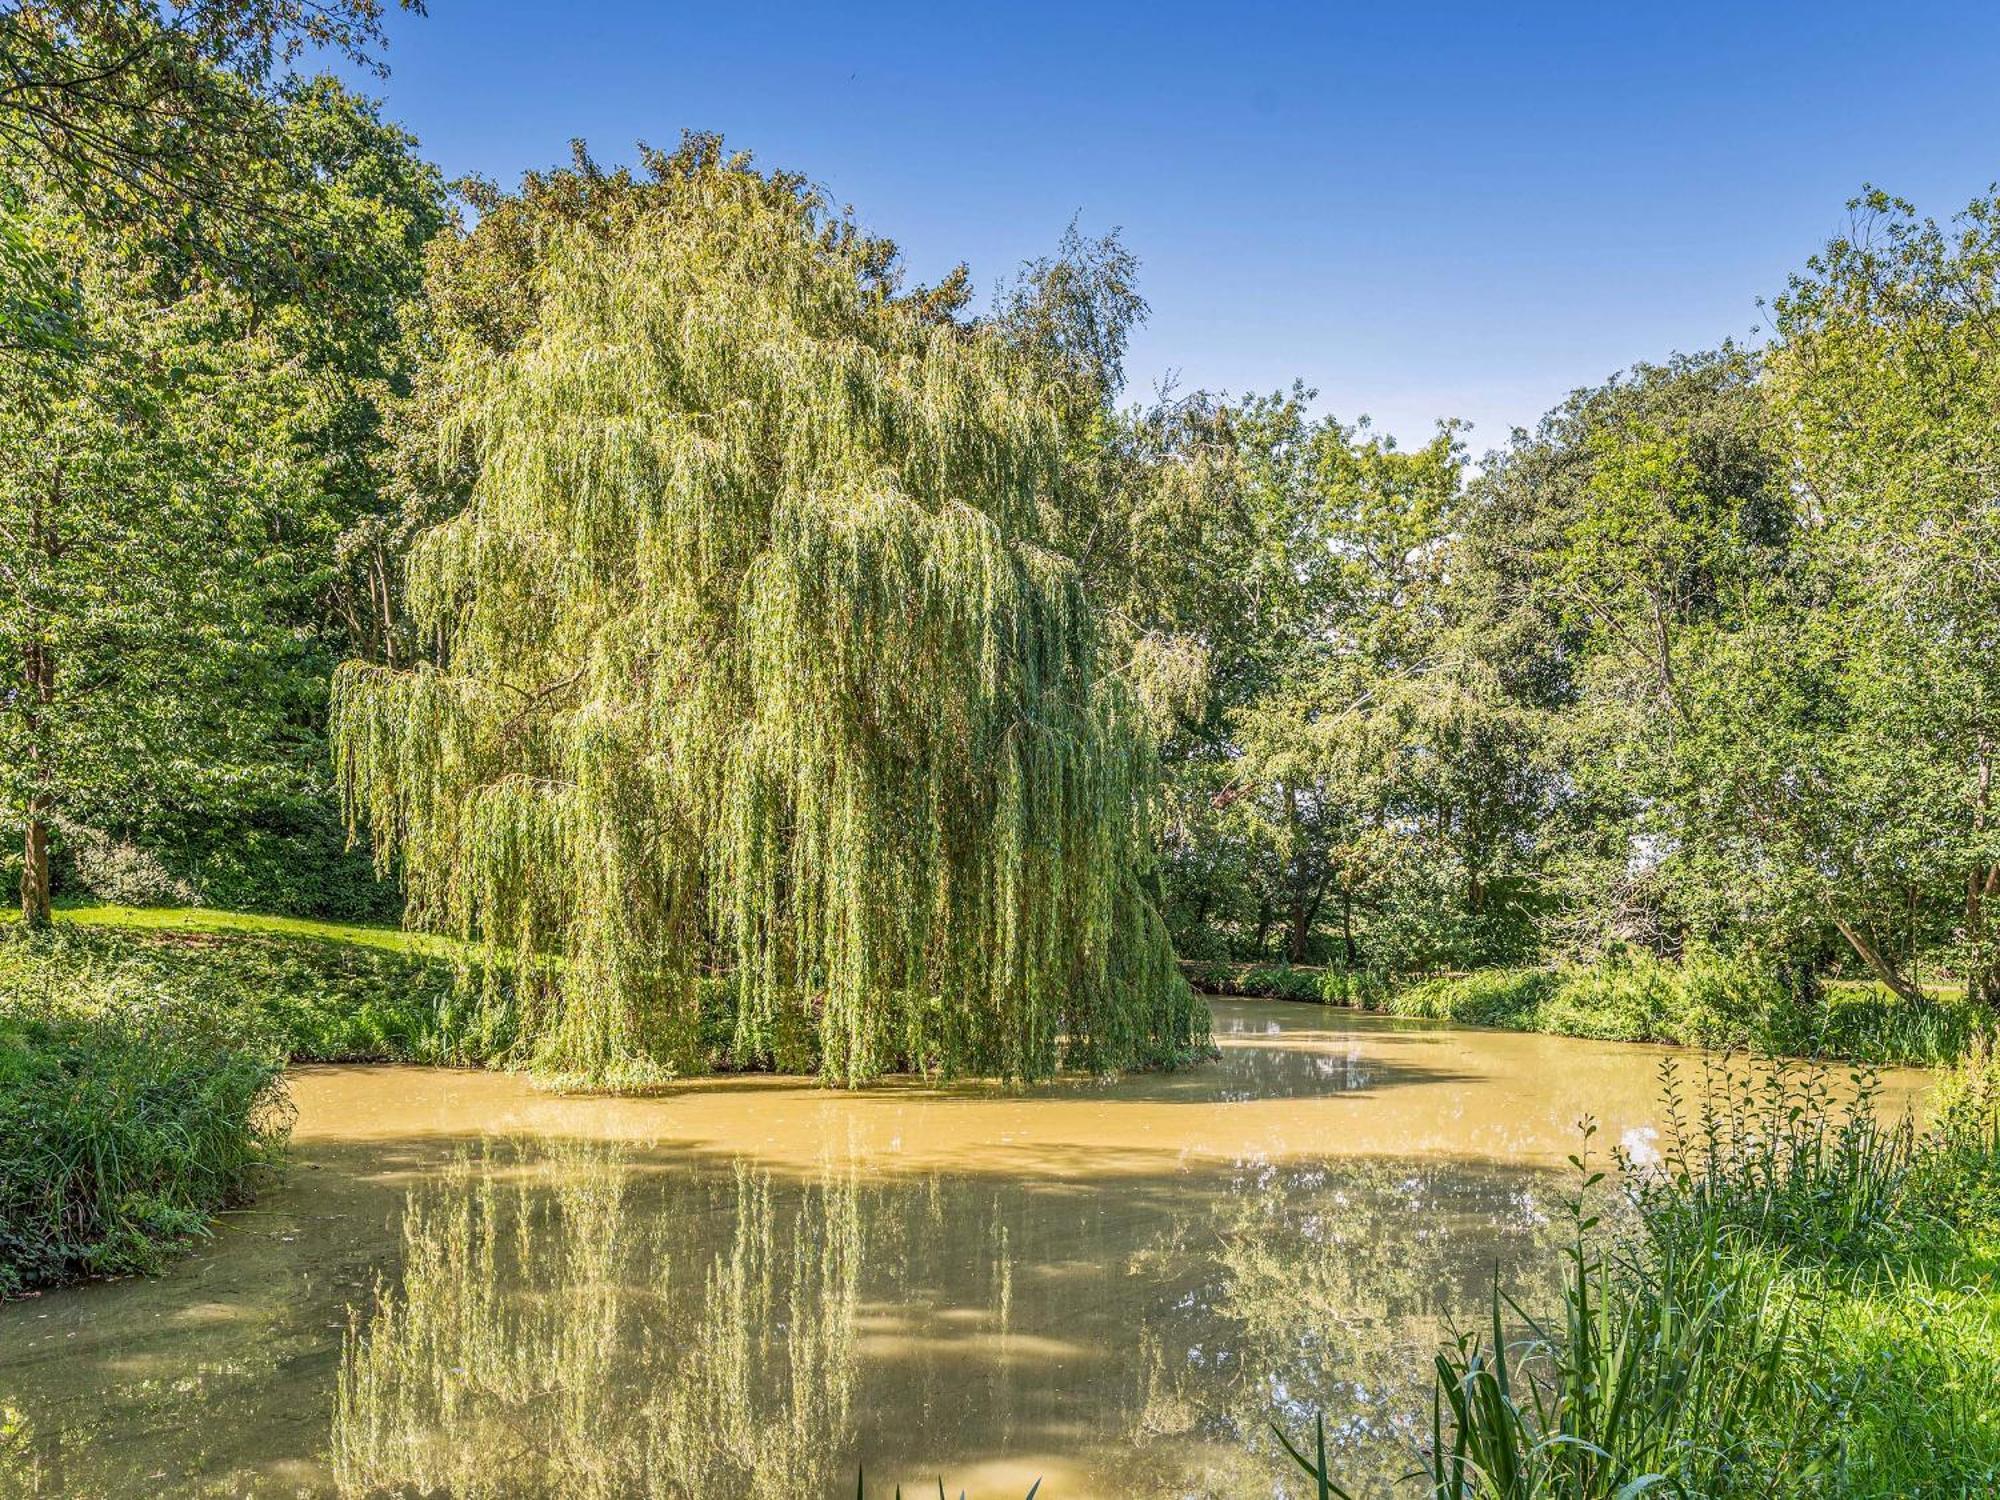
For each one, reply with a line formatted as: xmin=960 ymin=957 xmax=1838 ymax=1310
xmin=1126 ymin=1157 xmax=1567 ymax=1494
xmin=325 ymin=1139 xmax=1567 ymax=1498
xmin=330 ymin=1144 xmax=860 ymax=1498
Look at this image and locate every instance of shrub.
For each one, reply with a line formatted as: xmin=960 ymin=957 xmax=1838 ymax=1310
xmin=1391 ymin=967 xmax=1557 ymax=1027
xmin=0 ymin=974 xmax=291 ymax=1295
xmin=1180 ymin=961 xmax=1329 ymax=1002
xmin=1315 ymin=967 xmax=1389 ymax=1009
xmin=1387 ymin=953 xmax=1989 ymax=1067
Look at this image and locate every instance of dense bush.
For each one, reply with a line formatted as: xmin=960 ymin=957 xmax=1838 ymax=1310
xmin=50 ymin=808 xmax=402 ymax=924
xmin=1390 ymin=952 xmax=1987 ymax=1066
xmin=0 ymin=969 xmax=291 ymax=1295
xmin=1181 ymin=960 xmax=1333 ymax=1003
xmin=0 ymin=920 xmax=847 ymax=1083
xmin=1313 ymin=966 xmax=1389 ymax=1009
xmin=0 ymin=925 xmax=518 ymax=1068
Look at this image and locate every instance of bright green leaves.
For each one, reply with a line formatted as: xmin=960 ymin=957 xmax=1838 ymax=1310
xmin=334 ymin=153 xmax=1205 ymax=1086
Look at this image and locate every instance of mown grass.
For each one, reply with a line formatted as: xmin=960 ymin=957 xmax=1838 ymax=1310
xmin=1279 ymin=1052 xmax=2000 ymax=1497
xmin=1390 ymin=952 xmax=1989 ymax=1067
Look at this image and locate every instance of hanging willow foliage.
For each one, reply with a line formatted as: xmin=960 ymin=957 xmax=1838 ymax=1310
xmin=332 ymin=157 xmax=1207 ymax=1085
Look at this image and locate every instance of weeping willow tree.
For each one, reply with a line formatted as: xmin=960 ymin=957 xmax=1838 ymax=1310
xmin=333 ymin=146 xmax=1205 ymax=1085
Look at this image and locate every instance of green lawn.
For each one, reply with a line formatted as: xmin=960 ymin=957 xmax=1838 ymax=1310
xmin=21 ymin=899 xmax=458 ymax=957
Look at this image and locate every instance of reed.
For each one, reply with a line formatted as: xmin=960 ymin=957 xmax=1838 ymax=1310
xmin=1288 ymin=1057 xmax=2000 ymax=1496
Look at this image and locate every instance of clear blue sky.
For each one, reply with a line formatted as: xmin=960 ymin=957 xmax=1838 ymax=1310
xmin=341 ymin=1 xmax=2000 ymax=455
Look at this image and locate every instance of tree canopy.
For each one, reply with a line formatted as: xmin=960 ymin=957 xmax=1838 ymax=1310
xmin=333 ymin=144 xmax=1207 ymax=1084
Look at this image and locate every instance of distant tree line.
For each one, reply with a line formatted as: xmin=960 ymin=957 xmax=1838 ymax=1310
xmin=1128 ymin=206 xmax=2000 ymax=1008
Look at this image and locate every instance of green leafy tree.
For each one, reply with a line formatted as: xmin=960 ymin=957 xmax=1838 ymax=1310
xmin=1765 ymin=187 xmax=2000 ymax=1005
xmin=1217 ymin=404 xmax=1476 ymax=967
xmin=1460 ymin=352 xmax=1786 ymax=960
xmin=0 ymin=0 xmax=418 ymax=349
xmin=333 ymin=144 xmax=1206 ymax=1084
xmin=0 ymin=204 xmax=316 ymax=924
xmin=0 ymin=74 xmax=441 ymax=923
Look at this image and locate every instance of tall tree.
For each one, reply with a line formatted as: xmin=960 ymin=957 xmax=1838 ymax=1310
xmin=0 ymin=0 xmax=417 ymax=348
xmin=334 ymin=144 xmax=1206 ymax=1084
xmin=1459 ymin=352 xmax=1787 ymax=960
xmin=0 ymin=201 xmax=314 ymax=924
xmin=1766 ymin=187 xmax=2000 ymax=1006
xmin=0 ymin=76 xmax=442 ymax=924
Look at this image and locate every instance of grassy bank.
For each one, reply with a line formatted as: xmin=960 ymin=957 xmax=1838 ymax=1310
xmin=1278 ymin=1053 xmax=2000 ymax=1497
xmin=1189 ymin=952 xmax=1990 ymax=1067
xmin=0 ymin=919 xmax=517 ymax=1067
xmin=0 ymin=911 xmax=517 ymax=1296
xmin=46 ymin=901 xmax=458 ymax=958
xmin=1392 ymin=955 xmax=1986 ymax=1067
xmin=0 ymin=960 xmax=291 ymax=1296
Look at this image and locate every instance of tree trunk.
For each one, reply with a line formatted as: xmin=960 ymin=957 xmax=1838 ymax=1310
xmin=1340 ymin=887 xmax=1357 ymax=968
xmin=1968 ymin=746 xmax=1996 ymax=1007
xmin=18 ymin=473 xmax=55 ymax=929
xmin=1830 ymin=913 xmax=1923 ymax=1003
xmin=19 ymin=793 xmax=49 ymax=928
xmin=1283 ymin=780 xmax=1314 ymax=964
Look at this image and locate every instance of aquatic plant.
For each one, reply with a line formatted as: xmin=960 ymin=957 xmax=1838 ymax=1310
xmin=332 ymin=151 xmax=1205 ymax=1086
xmin=852 ymin=1472 xmax=1040 ymax=1499
xmin=1304 ymin=1062 xmax=2000 ymax=1496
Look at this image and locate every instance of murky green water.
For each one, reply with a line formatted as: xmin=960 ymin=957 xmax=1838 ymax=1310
xmin=0 ymin=1002 xmax=1931 ymax=1497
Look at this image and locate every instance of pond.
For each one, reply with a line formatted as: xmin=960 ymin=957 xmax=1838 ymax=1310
xmin=0 ymin=1001 xmax=1931 ymax=1498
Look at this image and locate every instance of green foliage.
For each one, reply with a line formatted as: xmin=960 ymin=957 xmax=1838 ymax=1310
xmin=1392 ymin=953 xmax=1986 ymax=1066
xmin=0 ymin=943 xmax=291 ymax=1294
xmin=1317 ymin=1064 xmax=2000 ymax=1496
xmin=1316 ymin=966 xmax=1389 ymax=1009
xmin=0 ymin=72 xmax=445 ymax=930
xmin=335 ymin=143 xmax=1205 ymax=1086
xmin=0 ymin=1 xmax=412 ymax=302
xmin=0 ymin=922 xmax=517 ymax=1067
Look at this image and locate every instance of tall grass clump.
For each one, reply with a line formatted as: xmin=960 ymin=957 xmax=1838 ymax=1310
xmin=1294 ymin=1056 xmax=2000 ymax=1496
xmin=0 ymin=949 xmax=292 ymax=1295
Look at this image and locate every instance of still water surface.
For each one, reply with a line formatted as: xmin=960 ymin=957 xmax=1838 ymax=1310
xmin=0 ymin=1002 xmax=1930 ymax=1498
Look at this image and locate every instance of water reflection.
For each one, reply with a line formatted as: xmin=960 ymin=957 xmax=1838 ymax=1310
xmin=331 ymin=1147 xmax=860 ymax=1498
xmin=1129 ymin=1158 xmax=1563 ymax=1493
xmin=318 ymin=1142 xmax=1567 ymax=1498
xmin=6 ymin=1003 xmax=1895 ymax=1498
